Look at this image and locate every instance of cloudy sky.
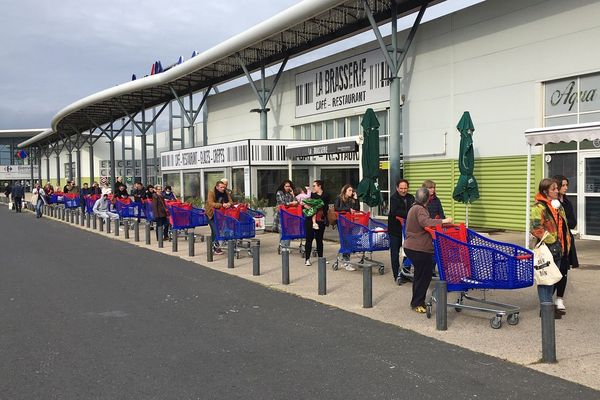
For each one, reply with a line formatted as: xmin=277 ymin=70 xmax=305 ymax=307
xmin=0 ymin=0 xmax=482 ymax=129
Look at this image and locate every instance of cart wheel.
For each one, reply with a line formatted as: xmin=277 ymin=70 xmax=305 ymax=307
xmin=507 ymin=313 xmax=519 ymax=326
xmin=490 ymin=316 xmax=502 ymax=329
xmin=378 ymin=266 xmax=385 ymax=275
xmin=426 ymin=304 xmax=432 ymax=319
xmin=332 ymin=261 xmax=339 ymax=271
xmin=312 ymin=250 xmax=317 ymax=257
xmin=455 ymin=307 xmax=462 ymax=313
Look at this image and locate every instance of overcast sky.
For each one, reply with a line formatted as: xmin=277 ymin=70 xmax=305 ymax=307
xmin=0 ymin=0 xmax=482 ymax=129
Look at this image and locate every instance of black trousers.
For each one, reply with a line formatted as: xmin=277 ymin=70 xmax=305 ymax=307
xmin=305 ymin=219 xmax=324 ymax=260
xmin=155 ymin=217 xmax=169 ymax=241
xmin=14 ymin=196 xmax=22 ymax=212
xmin=390 ymin=234 xmax=402 ymax=280
xmin=554 ymin=256 xmax=569 ymax=298
xmin=404 ymin=248 xmax=434 ymax=308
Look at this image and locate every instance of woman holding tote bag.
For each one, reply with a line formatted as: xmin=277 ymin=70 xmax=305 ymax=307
xmin=530 ymin=178 xmax=571 ymax=319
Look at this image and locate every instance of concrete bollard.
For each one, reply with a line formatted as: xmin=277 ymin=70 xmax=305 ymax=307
xmin=172 ymin=231 xmax=178 ymax=252
xmin=145 ymin=223 xmax=151 ymax=245
xmin=435 ymin=280 xmax=448 ymax=331
xmin=75 ymin=211 xmax=80 ymax=225
xmin=227 ymin=240 xmax=235 ymax=268
xmin=134 ymin=220 xmax=140 ymax=242
xmin=80 ymin=211 xmax=85 ymax=227
xmin=318 ymin=257 xmax=327 ymax=295
xmin=206 ymin=235 xmax=213 ymax=262
xmin=363 ymin=265 xmax=373 ymax=308
xmin=86 ymin=213 xmax=90 ymax=228
xmin=92 ymin=214 xmax=97 ymax=230
xmin=114 ymin=219 xmax=119 ymax=237
xmin=541 ymin=302 xmax=557 ymax=363
xmin=99 ymin=217 xmax=104 ymax=232
xmin=252 ymin=241 xmax=260 ymax=276
xmin=282 ymin=248 xmax=290 ymax=285
xmin=124 ymin=220 xmax=130 ymax=239
xmin=188 ymin=231 xmax=195 ymax=257
xmin=158 ymin=226 xmax=164 ymax=248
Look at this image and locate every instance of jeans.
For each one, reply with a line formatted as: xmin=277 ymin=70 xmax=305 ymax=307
xmin=537 ymin=285 xmax=554 ymax=304
xmin=208 ymin=217 xmax=218 ymax=246
xmin=35 ymin=199 xmax=43 ymax=218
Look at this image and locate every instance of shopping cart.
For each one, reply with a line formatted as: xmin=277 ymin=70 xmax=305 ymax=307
xmin=425 ymin=224 xmax=534 ymax=329
xmin=277 ymin=205 xmax=308 ymax=256
xmin=115 ymin=197 xmax=143 ymax=219
xmin=333 ymin=211 xmax=389 ymax=275
xmin=64 ymin=193 xmax=80 ymax=209
xmin=214 ymin=205 xmax=257 ymax=258
xmin=84 ymin=195 xmax=100 ymax=214
xmin=49 ymin=192 xmax=65 ymax=205
xmin=167 ymin=202 xmax=208 ymax=234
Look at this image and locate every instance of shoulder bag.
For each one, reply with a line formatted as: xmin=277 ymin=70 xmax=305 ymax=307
xmin=533 ymin=232 xmax=563 ymax=286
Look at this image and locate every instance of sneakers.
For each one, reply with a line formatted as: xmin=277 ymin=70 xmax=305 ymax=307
xmin=413 ymin=305 xmax=427 ymax=314
xmin=214 ymin=247 xmax=223 ymax=255
xmin=312 ymin=222 xmax=319 ymax=230
xmin=555 ymin=298 xmax=566 ymax=314
xmin=305 ymin=259 xmax=311 ymax=266
xmin=344 ymin=263 xmax=356 ymax=271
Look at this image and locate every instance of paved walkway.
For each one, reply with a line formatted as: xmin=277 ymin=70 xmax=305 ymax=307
xmin=4 ymin=203 xmax=600 ymax=394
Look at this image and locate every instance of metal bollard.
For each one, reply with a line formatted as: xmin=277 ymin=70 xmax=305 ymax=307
xmin=435 ymin=280 xmax=448 ymax=331
xmin=114 ymin=219 xmax=119 ymax=237
xmin=252 ymin=241 xmax=260 ymax=276
xmin=172 ymin=231 xmax=178 ymax=252
xmin=281 ymin=248 xmax=290 ymax=285
xmin=75 ymin=211 xmax=80 ymax=225
xmin=134 ymin=220 xmax=140 ymax=242
xmin=92 ymin=214 xmax=97 ymax=230
xmin=106 ymin=218 xmax=112 ymax=234
xmin=363 ymin=265 xmax=373 ymax=308
xmin=99 ymin=217 xmax=104 ymax=232
xmin=227 ymin=240 xmax=235 ymax=268
xmin=206 ymin=235 xmax=213 ymax=262
xmin=86 ymin=213 xmax=90 ymax=228
xmin=158 ymin=226 xmax=164 ymax=248
xmin=318 ymin=257 xmax=327 ymax=295
xmin=541 ymin=302 xmax=557 ymax=363
xmin=145 ymin=223 xmax=151 ymax=245
xmin=80 ymin=211 xmax=85 ymax=227
xmin=62 ymin=208 xmax=66 ymax=221
xmin=124 ymin=220 xmax=130 ymax=239
xmin=188 ymin=231 xmax=195 ymax=256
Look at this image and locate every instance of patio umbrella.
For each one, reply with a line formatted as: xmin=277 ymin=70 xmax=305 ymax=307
xmin=356 ymin=108 xmax=382 ymax=207
xmin=452 ymin=111 xmax=479 ymax=225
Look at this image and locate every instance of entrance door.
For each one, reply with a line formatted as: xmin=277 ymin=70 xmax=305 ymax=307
xmin=581 ymin=152 xmax=600 ymax=239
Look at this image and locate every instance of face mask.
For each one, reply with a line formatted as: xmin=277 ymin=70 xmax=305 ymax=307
xmin=551 ymin=199 xmax=561 ymax=209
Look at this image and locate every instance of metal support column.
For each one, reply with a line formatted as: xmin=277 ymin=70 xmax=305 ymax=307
xmin=75 ymin=147 xmax=82 ymax=188
xmin=88 ymin=143 xmax=95 ymax=184
xmin=236 ymin=56 xmax=288 ymax=140
xmin=364 ymin=0 xmax=427 ymax=186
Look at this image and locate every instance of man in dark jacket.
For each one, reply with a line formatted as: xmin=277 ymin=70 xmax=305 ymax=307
xmin=131 ymin=182 xmax=146 ymax=203
xmin=80 ymin=183 xmax=93 ymax=213
xmin=11 ymin=181 xmax=25 ymax=213
xmin=151 ymin=185 xmax=169 ymax=242
xmin=388 ymin=179 xmax=415 ymax=284
xmin=114 ymin=177 xmax=126 ymax=193
xmin=114 ymin=184 xmax=129 ymax=199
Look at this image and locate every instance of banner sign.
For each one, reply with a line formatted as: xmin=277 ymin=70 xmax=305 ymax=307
xmin=0 ymin=165 xmax=39 ymax=180
xmin=295 ymin=48 xmax=390 ymax=118
xmin=160 ymin=141 xmax=249 ymax=171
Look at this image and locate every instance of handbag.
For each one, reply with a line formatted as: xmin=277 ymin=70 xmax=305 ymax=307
xmin=327 ymin=207 xmax=338 ymax=227
xmin=533 ymin=232 xmax=563 ymax=286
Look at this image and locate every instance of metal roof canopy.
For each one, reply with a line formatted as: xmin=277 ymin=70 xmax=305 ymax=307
xmin=20 ymin=0 xmax=445 ymax=148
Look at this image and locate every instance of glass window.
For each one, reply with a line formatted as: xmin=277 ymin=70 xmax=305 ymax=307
xmin=335 ymin=119 xmax=345 ymax=138
xmin=257 ymin=169 xmax=288 ymax=206
xmin=585 ymin=198 xmax=600 ymax=235
xmin=183 ymin=172 xmax=200 ymax=202
xmin=313 ymin=123 xmax=323 ymax=141
xmin=293 ymin=126 xmax=301 ymax=140
xmin=544 ymin=115 xmax=577 ymax=127
xmin=579 ymin=112 xmax=600 ymax=124
xmin=319 ymin=168 xmax=359 ymax=205
xmin=292 ymin=169 xmax=309 ymax=191
xmin=325 ymin=120 xmax=334 ymax=139
xmin=584 ymin=157 xmax=600 ymax=193
xmin=231 ymin=168 xmax=246 ymax=202
xmin=376 ymin=111 xmax=388 ymax=135
xmin=302 ymin=125 xmax=312 ymax=140
xmin=163 ymin=173 xmax=181 ymax=199
xmin=579 ymin=74 xmax=600 ymax=112
xmin=349 ymin=116 xmax=360 ymax=136
xmin=204 ymin=171 xmax=223 ymax=199
xmin=546 ymin=153 xmax=577 ymax=192
xmin=379 ymin=135 xmax=389 ymax=156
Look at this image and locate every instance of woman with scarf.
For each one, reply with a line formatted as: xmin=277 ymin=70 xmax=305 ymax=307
xmin=530 ymin=178 xmax=571 ymax=318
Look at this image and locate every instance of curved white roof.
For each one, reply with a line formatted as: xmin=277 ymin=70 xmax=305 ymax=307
xmin=20 ymin=0 xmax=443 ymax=148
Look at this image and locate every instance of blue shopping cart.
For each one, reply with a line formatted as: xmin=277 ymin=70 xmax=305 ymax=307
xmin=277 ymin=206 xmax=309 ymax=256
xmin=425 ymin=224 xmax=534 ymax=329
xmin=214 ymin=207 xmax=258 ymax=258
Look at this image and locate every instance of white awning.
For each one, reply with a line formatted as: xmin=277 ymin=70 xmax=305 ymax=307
xmin=525 ymin=122 xmax=600 ymax=146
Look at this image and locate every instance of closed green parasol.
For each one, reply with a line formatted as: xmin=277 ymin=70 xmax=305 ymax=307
xmin=452 ymin=111 xmax=479 ymax=225
xmin=357 ymin=108 xmax=382 ymax=207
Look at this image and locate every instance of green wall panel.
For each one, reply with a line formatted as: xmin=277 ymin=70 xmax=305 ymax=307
xmin=404 ymin=155 xmax=542 ymax=231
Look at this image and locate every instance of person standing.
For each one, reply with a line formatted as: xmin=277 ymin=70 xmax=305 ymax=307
xmin=403 ymin=187 xmax=453 ymax=313
xmin=388 ymin=179 xmax=415 ymax=284
xmin=422 ymin=180 xmax=445 ymax=219
xmin=163 ymin=185 xmax=176 ymax=201
xmin=303 ymin=180 xmax=329 ymax=266
xmin=113 ymin=177 xmax=126 ymax=193
xmin=32 ymin=183 xmax=46 ymax=218
xmin=90 ymin=182 xmax=102 ymax=195
xmin=80 ymin=183 xmax=92 ymax=213
xmin=151 ymin=185 xmax=170 ymax=242
xmin=531 ymin=178 xmax=571 ymax=318
xmin=11 ymin=181 xmax=25 ymax=213
xmin=274 ymin=180 xmax=297 ymax=234
xmin=334 ymin=184 xmax=360 ymax=271
xmin=553 ymin=175 xmax=579 ymax=270
xmin=205 ymin=181 xmax=233 ymax=255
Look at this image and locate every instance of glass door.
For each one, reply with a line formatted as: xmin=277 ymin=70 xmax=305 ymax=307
xmin=581 ymin=152 xmax=600 ymax=239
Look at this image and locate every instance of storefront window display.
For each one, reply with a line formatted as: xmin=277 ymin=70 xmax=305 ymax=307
xmin=258 ymin=168 xmax=308 ymax=206
xmin=204 ymin=171 xmax=224 ymax=199
xmin=183 ymin=172 xmax=201 ymax=202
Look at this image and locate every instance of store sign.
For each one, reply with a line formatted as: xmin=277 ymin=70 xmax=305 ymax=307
xmin=545 ymin=74 xmax=600 ymax=116
xmin=285 ymin=139 xmax=358 ymax=159
xmin=295 ymin=48 xmax=390 ymax=118
xmin=0 ymin=165 xmax=39 ymax=180
xmin=160 ymin=141 xmax=249 ymax=171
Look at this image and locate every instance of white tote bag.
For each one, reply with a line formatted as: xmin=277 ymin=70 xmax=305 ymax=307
xmin=533 ymin=232 xmax=563 ymax=286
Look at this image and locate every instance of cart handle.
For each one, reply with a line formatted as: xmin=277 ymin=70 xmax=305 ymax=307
xmin=516 ymin=254 xmax=533 ymax=260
